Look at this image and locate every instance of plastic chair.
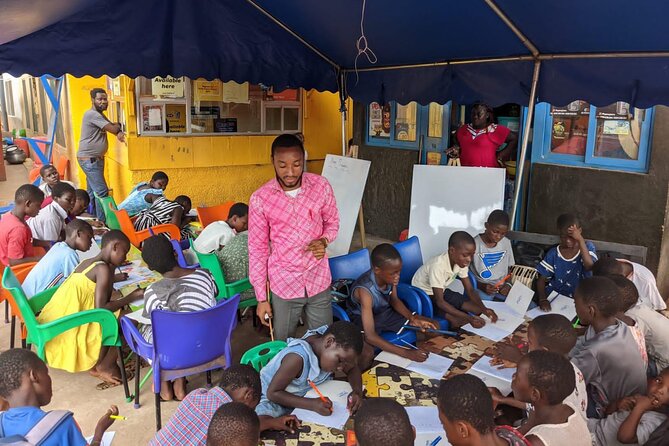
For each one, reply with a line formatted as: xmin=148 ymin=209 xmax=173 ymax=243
xmin=169 ymin=239 xmax=199 ymax=269
xmin=196 ymin=202 xmax=234 ymax=228
xmin=393 ymin=236 xmax=424 ymax=284
xmin=54 ymin=155 xmax=69 ymax=180
xmin=331 ymin=303 xmax=351 ymax=322
xmin=240 ymin=340 xmax=287 ymax=372
xmin=111 ymin=207 xmax=181 ymax=248
xmin=1 ymin=262 xmax=38 ymax=348
xmin=329 ymin=249 xmax=371 ymax=281
xmin=1 ymin=268 xmax=129 ymax=397
xmin=94 ymin=194 xmax=121 ymax=230
xmin=120 ymin=295 xmax=240 ymax=430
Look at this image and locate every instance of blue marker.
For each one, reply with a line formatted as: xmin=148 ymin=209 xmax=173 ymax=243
xmin=429 ymin=435 xmax=442 ymax=446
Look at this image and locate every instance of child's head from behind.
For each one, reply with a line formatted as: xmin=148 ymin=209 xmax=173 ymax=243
xmin=527 ymin=314 xmax=577 ymax=355
xmin=484 ymin=210 xmax=510 ymax=244
xmin=175 ymin=195 xmax=192 ymax=215
xmin=149 ymin=171 xmax=169 ymax=190
xmin=319 ymin=321 xmax=364 ymax=373
xmin=354 ymin=398 xmax=415 ymax=446
xmin=71 ymin=189 xmax=90 ymax=216
xmin=511 ymin=350 xmax=575 ymax=406
xmin=591 ymin=257 xmax=624 ymax=277
xmin=51 ymin=182 xmax=76 ymax=214
xmin=100 ymin=230 xmax=131 ymax=267
xmin=141 ymin=235 xmax=178 ymax=274
xmin=0 ymin=349 xmax=52 ymax=407
xmin=606 ymin=274 xmax=639 ymax=312
xmin=218 ymin=364 xmax=262 ymax=409
xmin=206 ymin=402 xmax=259 ymax=446
xmin=371 ymin=244 xmax=402 ymax=287
xmin=647 ymin=367 xmax=669 ymax=410
xmin=574 ymin=276 xmax=620 ymax=325
xmin=15 ymin=184 xmax=44 ymax=217
xmin=39 ymin=164 xmax=60 ymax=187
xmin=556 ymin=213 xmax=580 ymax=249
xmin=227 ymin=202 xmax=249 ymax=233
xmin=437 ymin=374 xmax=495 ymax=445
xmin=448 ymin=231 xmax=476 ymax=269
xmin=65 ymin=219 xmax=94 ymax=252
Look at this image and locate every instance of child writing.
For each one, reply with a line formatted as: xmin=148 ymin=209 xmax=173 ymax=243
xmin=437 ymin=374 xmax=529 ymax=446
xmin=509 ymin=351 xmax=591 ymax=445
xmin=492 ymin=314 xmax=588 ymax=420
xmin=22 ymin=219 xmax=94 ymax=297
xmin=206 ymin=402 xmax=260 ymax=446
xmin=28 ymin=181 xmax=76 ymax=244
xmin=588 ymin=367 xmax=669 ymax=446
xmin=471 ymin=210 xmax=515 ymax=301
xmin=0 ymin=349 xmax=118 ymax=445
xmin=255 ymin=321 xmax=364 ymax=418
xmin=151 ymin=364 xmax=299 ymax=445
xmin=354 ymin=398 xmax=415 ymax=446
xmin=412 ymin=231 xmax=497 ymax=328
xmin=536 ymin=213 xmax=597 ymax=310
xmin=36 ymin=230 xmax=143 ymax=388
xmin=570 ymin=277 xmax=647 ymax=418
xmin=347 ymin=244 xmax=438 ymax=362
xmin=0 ymin=184 xmax=44 ymax=267
xmin=194 ymin=202 xmax=249 ymax=253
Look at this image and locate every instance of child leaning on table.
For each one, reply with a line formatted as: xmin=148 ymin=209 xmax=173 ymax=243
xmin=535 ymin=213 xmax=597 ymax=310
xmin=255 ymin=321 xmax=365 ymax=418
xmin=0 ymin=349 xmax=118 ymax=446
xmin=347 ymin=243 xmax=438 ymax=363
xmin=411 ymin=231 xmax=497 ymax=328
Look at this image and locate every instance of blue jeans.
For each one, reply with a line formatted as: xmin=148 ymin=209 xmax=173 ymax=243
xmin=78 ymin=157 xmax=108 ymax=222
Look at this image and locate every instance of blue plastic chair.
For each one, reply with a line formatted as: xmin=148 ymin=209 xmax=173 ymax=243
xmin=329 ymin=249 xmax=371 ymax=281
xmin=120 ymin=294 xmax=240 ymax=430
xmin=169 ymin=239 xmax=200 ymax=269
xmin=393 ymin=236 xmax=424 ymax=284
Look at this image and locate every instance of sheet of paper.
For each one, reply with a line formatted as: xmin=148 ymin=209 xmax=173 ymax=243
xmin=415 ymin=432 xmax=451 ymax=446
xmin=124 ymin=308 xmax=151 ymax=325
xmin=292 ymin=401 xmax=349 ymax=430
xmin=504 ymin=281 xmax=535 ymax=316
xmin=461 ymin=301 xmax=525 ymax=342
xmin=466 ymin=367 xmax=513 ymax=396
xmin=526 ymin=291 xmax=577 ymax=322
xmin=304 ymin=380 xmax=353 ymax=406
xmin=375 ymin=351 xmax=412 ymax=368
xmin=112 ymin=273 xmax=145 ymax=290
xmin=405 ymin=406 xmax=443 ymax=433
xmin=375 ymin=351 xmax=454 ymax=380
xmin=85 ymin=432 xmax=115 ymax=446
xmin=466 ymin=356 xmax=515 ymax=396
xmin=148 ymin=107 xmax=162 ymax=126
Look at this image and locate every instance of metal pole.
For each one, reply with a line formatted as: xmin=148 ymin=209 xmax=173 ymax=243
xmin=341 ymin=107 xmax=347 ymax=156
xmin=510 ymin=60 xmax=541 ymax=230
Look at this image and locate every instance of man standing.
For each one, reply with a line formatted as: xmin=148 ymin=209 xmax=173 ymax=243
xmin=249 ymin=134 xmax=339 ymax=340
xmin=77 ymin=88 xmax=125 ymax=221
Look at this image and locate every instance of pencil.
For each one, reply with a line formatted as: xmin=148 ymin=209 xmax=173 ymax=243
xmin=307 ymin=379 xmax=332 ymax=413
xmin=109 ymin=415 xmax=126 ymax=420
xmin=493 ymin=273 xmax=512 ymax=288
xmin=399 ymin=339 xmax=418 ymax=350
xmin=401 ymin=325 xmax=458 ymax=337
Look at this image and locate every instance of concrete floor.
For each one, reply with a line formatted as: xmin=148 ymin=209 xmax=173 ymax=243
xmin=0 ymin=161 xmax=392 ymax=444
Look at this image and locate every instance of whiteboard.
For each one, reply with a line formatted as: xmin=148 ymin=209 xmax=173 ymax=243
xmin=408 ymin=165 xmax=505 ymax=262
xmin=321 ymin=155 xmax=371 ymax=257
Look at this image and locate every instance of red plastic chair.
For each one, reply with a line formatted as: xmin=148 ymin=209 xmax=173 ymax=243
xmin=196 ymin=202 xmax=234 ymax=228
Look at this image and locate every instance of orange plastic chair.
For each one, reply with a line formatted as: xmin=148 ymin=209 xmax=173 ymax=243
xmin=196 ymin=202 xmax=234 ymax=228
xmin=111 ymin=207 xmax=181 ymax=248
xmin=1 ymin=262 xmax=38 ymax=348
xmin=54 ymin=155 xmax=69 ymax=181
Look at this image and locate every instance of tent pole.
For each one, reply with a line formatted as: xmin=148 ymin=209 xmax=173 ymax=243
xmin=510 ymin=59 xmax=541 ymax=230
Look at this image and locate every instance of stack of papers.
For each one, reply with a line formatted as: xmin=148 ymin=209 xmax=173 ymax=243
xmin=526 ymin=291 xmax=577 ymax=322
xmin=466 ymin=355 xmax=516 ymax=396
xmin=461 ymin=301 xmax=525 ymax=342
xmin=375 ymin=351 xmax=454 ymax=380
xmin=405 ymin=407 xmax=450 ymax=446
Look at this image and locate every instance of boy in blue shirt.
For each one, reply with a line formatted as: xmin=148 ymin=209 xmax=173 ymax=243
xmin=22 ymin=219 xmax=94 ymax=297
xmin=0 ymin=349 xmax=117 ymax=445
xmin=536 ymin=213 xmax=597 ymax=310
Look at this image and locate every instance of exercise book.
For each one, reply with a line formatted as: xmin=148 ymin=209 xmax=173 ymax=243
xmin=525 ymin=291 xmax=577 ymax=322
xmin=405 ymin=407 xmax=451 ymax=445
xmin=292 ymin=402 xmax=349 ymax=430
xmin=461 ymin=301 xmax=524 ymax=342
xmin=466 ymin=355 xmax=515 ymax=396
xmin=375 ymin=351 xmax=454 ymax=380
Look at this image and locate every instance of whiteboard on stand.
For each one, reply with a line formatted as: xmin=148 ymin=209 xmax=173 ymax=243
xmin=321 ymin=155 xmax=371 ymax=257
xmin=408 ymin=165 xmax=505 ymax=262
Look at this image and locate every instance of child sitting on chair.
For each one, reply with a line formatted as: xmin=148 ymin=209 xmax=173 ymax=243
xmin=37 ymin=164 xmax=74 ymax=199
xmin=536 ymin=213 xmax=597 ymax=310
xmin=471 ymin=209 xmax=515 ymax=301
xmin=194 ymin=202 xmax=249 ymax=253
xmin=347 ymin=243 xmax=437 ymax=363
xmin=28 ymin=182 xmax=76 ymax=246
xmin=0 ymin=184 xmax=44 ymax=267
xmin=412 ymin=231 xmax=497 ymax=328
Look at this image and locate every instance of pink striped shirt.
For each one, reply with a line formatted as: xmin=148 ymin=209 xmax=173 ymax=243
xmin=249 ymin=172 xmax=339 ymax=301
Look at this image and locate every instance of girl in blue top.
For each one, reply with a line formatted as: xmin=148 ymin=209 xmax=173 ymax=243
xmin=117 ymin=171 xmax=168 ymax=216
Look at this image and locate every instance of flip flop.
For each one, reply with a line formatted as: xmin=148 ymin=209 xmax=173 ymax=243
xmin=95 ymin=370 xmax=135 ymax=391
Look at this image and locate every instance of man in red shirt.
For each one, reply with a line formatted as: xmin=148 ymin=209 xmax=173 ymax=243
xmin=249 ymin=134 xmax=339 ymax=340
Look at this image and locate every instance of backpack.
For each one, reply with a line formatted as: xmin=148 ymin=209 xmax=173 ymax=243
xmin=0 ymin=410 xmax=73 ymax=445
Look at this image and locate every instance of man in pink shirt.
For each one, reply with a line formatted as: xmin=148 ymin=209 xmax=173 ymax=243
xmin=249 ymin=134 xmax=339 ymax=340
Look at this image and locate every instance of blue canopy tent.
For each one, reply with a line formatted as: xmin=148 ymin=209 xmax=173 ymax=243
xmin=2 ymin=0 xmax=669 ymax=226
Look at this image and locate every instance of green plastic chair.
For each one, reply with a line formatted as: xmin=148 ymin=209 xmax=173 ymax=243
xmin=240 ymin=340 xmax=287 ymax=372
xmin=189 ymin=240 xmax=257 ymax=312
xmin=1 ymin=268 xmax=122 ymax=362
xmin=95 ymin=194 xmax=120 ymax=230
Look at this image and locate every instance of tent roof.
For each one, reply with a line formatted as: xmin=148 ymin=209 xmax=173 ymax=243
xmin=1 ymin=0 xmax=669 ymax=107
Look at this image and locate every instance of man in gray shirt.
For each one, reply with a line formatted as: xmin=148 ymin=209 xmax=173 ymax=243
xmin=77 ymin=88 xmax=125 ymax=221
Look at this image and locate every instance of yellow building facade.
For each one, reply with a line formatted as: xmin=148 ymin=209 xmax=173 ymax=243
xmin=63 ymin=75 xmax=351 ymax=206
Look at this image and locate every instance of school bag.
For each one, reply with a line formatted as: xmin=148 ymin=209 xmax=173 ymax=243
xmin=0 ymin=410 xmax=73 ymax=445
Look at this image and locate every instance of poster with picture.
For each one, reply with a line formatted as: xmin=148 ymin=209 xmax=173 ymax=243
xmin=368 ymin=102 xmax=390 ymax=137
xmin=142 ymin=104 xmax=164 ymax=132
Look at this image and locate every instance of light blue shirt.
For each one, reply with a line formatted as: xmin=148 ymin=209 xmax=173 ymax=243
xmin=22 ymin=242 xmax=79 ymax=297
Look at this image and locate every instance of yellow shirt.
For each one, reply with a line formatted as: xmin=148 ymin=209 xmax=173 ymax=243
xmin=411 ymin=253 xmax=468 ymax=295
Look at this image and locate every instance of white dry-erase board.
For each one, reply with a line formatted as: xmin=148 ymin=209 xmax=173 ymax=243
xmin=409 ymin=165 xmax=505 ymax=261
xmin=321 ymin=154 xmax=371 ymax=257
